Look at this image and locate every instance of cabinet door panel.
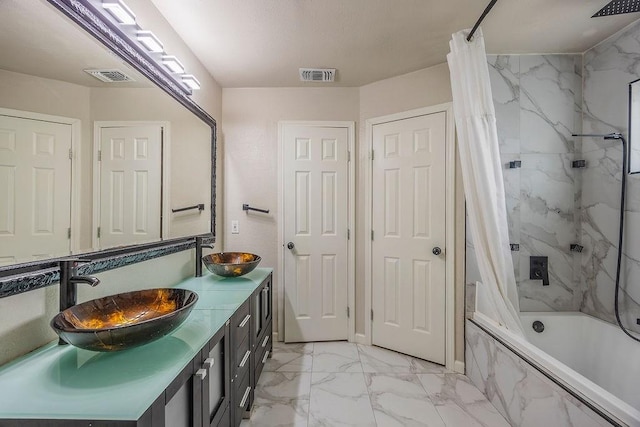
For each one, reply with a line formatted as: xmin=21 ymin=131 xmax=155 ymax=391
xmin=165 ymin=378 xmax=192 ymax=427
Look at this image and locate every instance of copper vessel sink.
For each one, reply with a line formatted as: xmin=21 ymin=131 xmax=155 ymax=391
xmin=202 ymin=252 xmax=261 ymax=277
xmin=50 ymin=288 xmax=198 ymax=352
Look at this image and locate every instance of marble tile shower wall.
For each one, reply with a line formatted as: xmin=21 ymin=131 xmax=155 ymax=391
xmin=466 ymin=54 xmax=584 ymax=312
xmin=582 ymin=20 xmax=640 ymax=333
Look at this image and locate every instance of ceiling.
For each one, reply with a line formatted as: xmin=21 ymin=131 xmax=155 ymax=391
xmin=150 ymin=0 xmax=640 ymax=88
xmin=0 ymin=0 xmax=150 ymax=88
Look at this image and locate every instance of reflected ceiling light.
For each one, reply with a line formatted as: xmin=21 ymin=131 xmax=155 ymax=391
xmin=137 ymin=30 xmax=164 ymax=53
xmin=102 ymin=0 xmax=136 ymax=25
xmin=162 ymin=55 xmax=185 ymax=74
xmin=181 ymin=75 xmax=201 ymax=90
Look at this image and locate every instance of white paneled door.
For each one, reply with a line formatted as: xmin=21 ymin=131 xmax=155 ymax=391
xmin=283 ymin=124 xmax=349 ymax=342
xmin=0 ymin=114 xmax=72 ymax=265
xmin=98 ymin=125 xmax=162 ymax=249
xmin=371 ymin=112 xmax=447 ymax=364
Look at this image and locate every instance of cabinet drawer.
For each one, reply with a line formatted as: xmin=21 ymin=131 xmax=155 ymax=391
xmin=234 ymin=334 xmax=251 ymax=382
xmin=231 ymin=300 xmax=251 ymax=347
xmin=254 ymin=321 xmax=272 ymax=370
xmin=234 ymin=369 xmax=251 ymax=424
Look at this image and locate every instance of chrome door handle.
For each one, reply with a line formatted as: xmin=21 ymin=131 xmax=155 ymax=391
xmin=432 ymin=247 xmax=442 ymax=256
xmin=287 ymin=242 xmax=295 ymax=250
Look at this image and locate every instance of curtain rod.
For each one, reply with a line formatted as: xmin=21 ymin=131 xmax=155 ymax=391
xmin=467 ymin=0 xmax=499 ymax=41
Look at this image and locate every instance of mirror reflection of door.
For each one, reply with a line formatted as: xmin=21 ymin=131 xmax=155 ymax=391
xmin=96 ymin=124 xmax=162 ymax=250
xmin=0 ymin=113 xmax=72 ymax=265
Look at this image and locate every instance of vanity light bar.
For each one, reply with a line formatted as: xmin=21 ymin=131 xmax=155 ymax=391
xmin=181 ymin=74 xmax=201 ymax=90
xmin=162 ymin=55 xmax=185 ymax=74
xmin=102 ymin=0 xmax=136 ymax=25
xmin=101 ymin=0 xmax=201 ymax=92
xmin=137 ymin=30 xmax=164 ymax=53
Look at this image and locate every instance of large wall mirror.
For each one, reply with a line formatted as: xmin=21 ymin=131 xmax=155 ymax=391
xmin=0 ymin=0 xmax=215 ymax=268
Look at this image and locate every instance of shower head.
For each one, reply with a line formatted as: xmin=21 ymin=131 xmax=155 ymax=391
xmin=592 ymin=0 xmax=640 ymax=17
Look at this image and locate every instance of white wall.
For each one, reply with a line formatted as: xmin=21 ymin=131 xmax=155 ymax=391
xmin=222 ymin=87 xmax=360 ymax=336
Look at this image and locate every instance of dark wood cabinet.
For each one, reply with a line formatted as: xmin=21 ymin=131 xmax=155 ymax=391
xmin=151 ymin=321 xmax=231 ymax=427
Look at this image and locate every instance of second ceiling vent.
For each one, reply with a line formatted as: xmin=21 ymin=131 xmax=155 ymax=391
xmin=299 ymin=68 xmax=336 ymax=83
xmin=84 ymin=69 xmax=135 ymax=83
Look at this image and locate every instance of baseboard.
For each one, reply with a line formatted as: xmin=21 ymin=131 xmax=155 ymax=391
xmin=272 ymin=331 xmax=280 ymax=342
xmin=454 ymin=360 xmax=465 ymax=374
xmin=354 ymin=333 xmax=367 ymax=345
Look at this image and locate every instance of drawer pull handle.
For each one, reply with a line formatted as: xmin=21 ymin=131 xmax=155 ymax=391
xmin=262 ymin=350 xmax=270 ymax=364
xmin=239 ymin=314 xmax=251 ymax=328
xmin=204 ymin=357 xmax=215 ymax=368
xmin=261 ymin=335 xmax=270 ymax=348
xmin=239 ymin=350 xmax=251 ymax=368
xmin=196 ymin=368 xmax=207 ymax=380
xmin=239 ymin=386 xmax=251 ymax=408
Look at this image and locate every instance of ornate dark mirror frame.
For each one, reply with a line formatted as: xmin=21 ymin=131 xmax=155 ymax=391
xmin=0 ymin=0 xmax=216 ymax=298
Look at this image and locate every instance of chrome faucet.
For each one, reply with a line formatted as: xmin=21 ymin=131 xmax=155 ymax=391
xmin=58 ymin=259 xmax=100 ymax=345
xmin=195 ymin=236 xmax=214 ymax=277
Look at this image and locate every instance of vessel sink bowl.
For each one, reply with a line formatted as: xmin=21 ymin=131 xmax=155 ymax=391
xmin=51 ymin=288 xmax=198 ymax=352
xmin=202 ymin=252 xmax=261 ymax=277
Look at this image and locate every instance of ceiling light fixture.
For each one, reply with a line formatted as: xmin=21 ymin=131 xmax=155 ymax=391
xmin=181 ymin=75 xmax=201 ymax=90
xmin=102 ymin=0 xmax=136 ymax=25
xmin=162 ymin=55 xmax=185 ymax=74
xmin=137 ymin=30 xmax=164 ymax=53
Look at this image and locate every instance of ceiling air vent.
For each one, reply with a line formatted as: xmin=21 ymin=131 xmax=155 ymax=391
xmin=84 ymin=69 xmax=135 ymax=83
xmin=299 ymin=68 xmax=336 ymax=83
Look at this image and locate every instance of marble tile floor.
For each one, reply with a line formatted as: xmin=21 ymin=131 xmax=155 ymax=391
xmin=241 ymin=341 xmax=510 ymax=427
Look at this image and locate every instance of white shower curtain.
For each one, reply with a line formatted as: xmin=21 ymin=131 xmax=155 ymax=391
xmin=447 ymin=29 xmax=525 ymax=336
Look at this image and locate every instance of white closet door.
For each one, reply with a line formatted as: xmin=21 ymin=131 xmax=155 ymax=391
xmin=283 ymin=124 xmax=349 ymax=342
xmin=371 ymin=112 xmax=447 ymax=364
xmin=99 ymin=125 xmax=162 ymax=249
xmin=0 ymin=114 xmax=72 ymax=265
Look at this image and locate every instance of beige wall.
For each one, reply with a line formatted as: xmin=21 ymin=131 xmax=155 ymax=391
xmin=222 ymin=63 xmax=465 ymax=364
xmin=222 ymin=87 xmax=360 ymax=335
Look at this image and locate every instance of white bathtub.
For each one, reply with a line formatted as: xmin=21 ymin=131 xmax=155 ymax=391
xmin=473 ymin=311 xmax=640 ymax=426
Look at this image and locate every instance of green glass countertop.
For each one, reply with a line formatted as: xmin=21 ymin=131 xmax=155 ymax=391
xmin=0 ymin=268 xmax=272 ymax=421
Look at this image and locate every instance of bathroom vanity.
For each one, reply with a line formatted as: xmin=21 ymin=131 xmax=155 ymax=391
xmin=0 ymin=268 xmax=273 ymax=427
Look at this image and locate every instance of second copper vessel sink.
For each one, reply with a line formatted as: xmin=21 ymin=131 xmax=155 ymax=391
xmin=50 ymin=288 xmax=198 ymax=352
xmin=202 ymin=252 xmax=261 ymax=277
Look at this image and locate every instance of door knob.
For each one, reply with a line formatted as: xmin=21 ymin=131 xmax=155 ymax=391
xmin=432 ymin=247 xmax=442 ymax=256
xmin=287 ymin=242 xmax=295 ymax=250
